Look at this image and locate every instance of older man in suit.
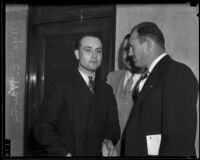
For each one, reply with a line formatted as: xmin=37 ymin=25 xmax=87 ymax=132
xmin=107 ymin=34 xmax=143 ymax=156
xmin=34 ymin=34 xmax=120 ymax=156
xmin=122 ymin=22 xmax=198 ymax=157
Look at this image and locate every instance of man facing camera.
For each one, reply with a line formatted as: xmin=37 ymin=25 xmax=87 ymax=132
xmin=34 ymin=34 xmax=120 ymax=156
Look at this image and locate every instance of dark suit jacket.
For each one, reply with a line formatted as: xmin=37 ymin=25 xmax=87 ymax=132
xmin=34 ymin=69 xmax=120 ymax=156
xmin=123 ymin=55 xmax=198 ymax=157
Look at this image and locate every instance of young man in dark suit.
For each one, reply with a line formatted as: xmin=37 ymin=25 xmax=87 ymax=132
xmin=122 ymin=22 xmax=198 ymax=157
xmin=34 ymin=35 xmax=120 ymax=157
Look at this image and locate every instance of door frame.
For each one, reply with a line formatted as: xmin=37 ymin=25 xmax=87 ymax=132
xmin=24 ymin=5 xmax=116 ymax=156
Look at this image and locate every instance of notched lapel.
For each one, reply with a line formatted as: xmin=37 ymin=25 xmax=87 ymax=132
xmin=135 ymin=55 xmax=172 ymax=105
xmin=116 ymin=70 xmax=127 ymax=98
xmin=71 ymin=70 xmax=93 ymax=103
xmin=136 ymin=77 xmax=156 ymax=105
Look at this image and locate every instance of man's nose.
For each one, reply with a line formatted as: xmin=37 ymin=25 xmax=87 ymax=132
xmin=92 ymin=51 xmax=98 ymax=58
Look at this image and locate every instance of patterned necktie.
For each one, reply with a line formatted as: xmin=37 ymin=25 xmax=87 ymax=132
xmin=124 ymin=74 xmax=134 ymax=95
xmin=88 ymin=76 xmax=95 ymax=94
xmin=132 ymin=69 xmax=149 ymax=101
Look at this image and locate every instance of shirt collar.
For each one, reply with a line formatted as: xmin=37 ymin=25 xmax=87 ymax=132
xmin=148 ymin=52 xmax=167 ymax=73
xmin=78 ymin=68 xmax=95 ymax=85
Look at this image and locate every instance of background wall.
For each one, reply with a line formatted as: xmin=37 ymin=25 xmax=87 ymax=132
xmin=115 ymin=4 xmax=199 ymax=157
xmin=5 ymin=4 xmax=28 ymax=157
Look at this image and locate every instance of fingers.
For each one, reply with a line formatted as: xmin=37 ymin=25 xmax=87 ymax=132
xmin=102 ymin=139 xmax=116 ymax=157
xmin=66 ymin=153 xmax=72 ymax=157
xmin=102 ymin=143 xmax=109 ymax=157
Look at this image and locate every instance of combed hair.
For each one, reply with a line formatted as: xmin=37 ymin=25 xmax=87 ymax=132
xmin=131 ymin=22 xmax=165 ymax=50
xmin=74 ymin=34 xmax=102 ymax=50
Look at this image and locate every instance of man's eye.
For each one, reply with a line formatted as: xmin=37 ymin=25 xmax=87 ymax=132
xmin=85 ymin=49 xmax=91 ymax=52
xmin=96 ymin=50 xmax=102 ymax=54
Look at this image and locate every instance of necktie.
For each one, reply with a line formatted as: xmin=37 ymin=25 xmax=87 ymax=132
xmin=124 ymin=74 xmax=134 ymax=95
xmin=88 ymin=76 xmax=95 ymax=94
xmin=132 ymin=69 xmax=149 ymax=101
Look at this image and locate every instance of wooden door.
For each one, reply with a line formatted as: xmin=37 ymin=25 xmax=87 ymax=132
xmin=24 ymin=5 xmax=116 ymax=156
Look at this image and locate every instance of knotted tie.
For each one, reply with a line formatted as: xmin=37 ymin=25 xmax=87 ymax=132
xmin=124 ymin=74 xmax=134 ymax=95
xmin=132 ymin=69 xmax=149 ymax=101
xmin=88 ymin=76 xmax=95 ymax=94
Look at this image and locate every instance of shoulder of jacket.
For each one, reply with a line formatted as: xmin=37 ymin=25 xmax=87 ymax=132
xmin=108 ymin=69 xmax=126 ymax=78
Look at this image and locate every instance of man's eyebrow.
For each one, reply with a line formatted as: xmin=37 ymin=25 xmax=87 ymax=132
xmin=96 ymin=47 xmax=102 ymax=50
xmin=82 ymin=46 xmax=92 ymax=49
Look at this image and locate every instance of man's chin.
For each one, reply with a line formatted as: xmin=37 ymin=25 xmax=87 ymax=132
xmin=88 ymin=66 xmax=99 ymax=72
xmin=129 ymin=64 xmax=142 ymax=73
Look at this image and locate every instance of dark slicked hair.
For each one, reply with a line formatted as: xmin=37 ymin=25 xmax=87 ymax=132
xmin=75 ymin=34 xmax=102 ymax=50
xmin=131 ymin=22 xmax=165 ymax=50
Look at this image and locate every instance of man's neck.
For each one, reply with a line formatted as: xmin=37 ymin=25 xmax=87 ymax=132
xmin=148 ymin=52 xmax=167 ymax=73
xmin=127 ymin=67 xmax=143 ymax=74
xmin=147 ymin=48 xmax=165 ymax=69
xmin=78 ymin=65 xmax=95 ymax=77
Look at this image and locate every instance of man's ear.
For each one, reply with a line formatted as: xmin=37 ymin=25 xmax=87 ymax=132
xmin=146 ymin=38 xmax=153 ymax=52
xmin=74 ymin=49 xmax=79 ymax=60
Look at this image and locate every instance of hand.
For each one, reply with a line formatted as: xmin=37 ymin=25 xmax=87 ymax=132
xmin=102 ymin=139 xmax=116 ymax=157
xmin=66 ymin=153 xmax=72 ymax=157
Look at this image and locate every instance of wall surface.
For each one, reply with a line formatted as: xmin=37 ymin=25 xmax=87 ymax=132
xmin=5 ymin=4 xmax=28 ymax=157
xmin=116 ymin=4 xmax=199 ymax=157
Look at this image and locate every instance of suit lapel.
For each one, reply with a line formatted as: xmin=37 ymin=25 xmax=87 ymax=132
xmin=70 ymin=69 xmax=94 ymax=130
xmin=116 ymin=70 xmax=127 ymax=99
xmin=135 ymin=55 xmax=172 ymax=106
xmin=86 ymin=78 xmax=101 ymax=135
xmin=72 ymin=69 xmax=93 ymax=99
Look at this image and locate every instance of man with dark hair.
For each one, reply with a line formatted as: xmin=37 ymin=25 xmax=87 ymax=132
xmin=122 ymin=22 xmax=198 ymax=157
xmin=34 ymin=35 xmax=120 ymax=156
xmin=107 ymin=34 xmax=143 ymax=156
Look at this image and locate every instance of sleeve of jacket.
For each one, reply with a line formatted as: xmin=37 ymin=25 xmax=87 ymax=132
xmin=34 ymin=80 xmax=71 ymax=156
xmin=159 ymin=64 xmax=198 ymax=157
xmin=106 ymin=72 xmax=112 ymax=85
xmin=103 ymin=85 xmax=120 ymax=145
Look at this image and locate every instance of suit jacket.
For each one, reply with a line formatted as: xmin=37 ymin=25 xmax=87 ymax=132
xmin=34 ymin=69 xmax=120 ymax=156
xmin=107 ymin=69 xmax=138 ymax=156
xmin=123 ymin=55 xmax=198 ymax=157
xmin=107 ymin=69 xmax=127 ymax=98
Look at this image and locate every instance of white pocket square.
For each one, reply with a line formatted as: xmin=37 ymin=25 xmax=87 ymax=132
xmin=146 ymin=134 xmax=161 ymax=155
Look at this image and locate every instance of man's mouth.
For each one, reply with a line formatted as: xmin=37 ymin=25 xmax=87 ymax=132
xmin=90 ymin=61 xmax=98 ymax=64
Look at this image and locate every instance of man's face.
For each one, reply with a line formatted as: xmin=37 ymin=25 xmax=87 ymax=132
xmin=121 ymin=38 xmax=132 ymax=70
xmin=75 ymin=36 xmax=103 ymax=72
xmin=128 ymin=31 xmax=147 ymax=68
xmin=121 ymin=36 xmax=142 ymax=73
